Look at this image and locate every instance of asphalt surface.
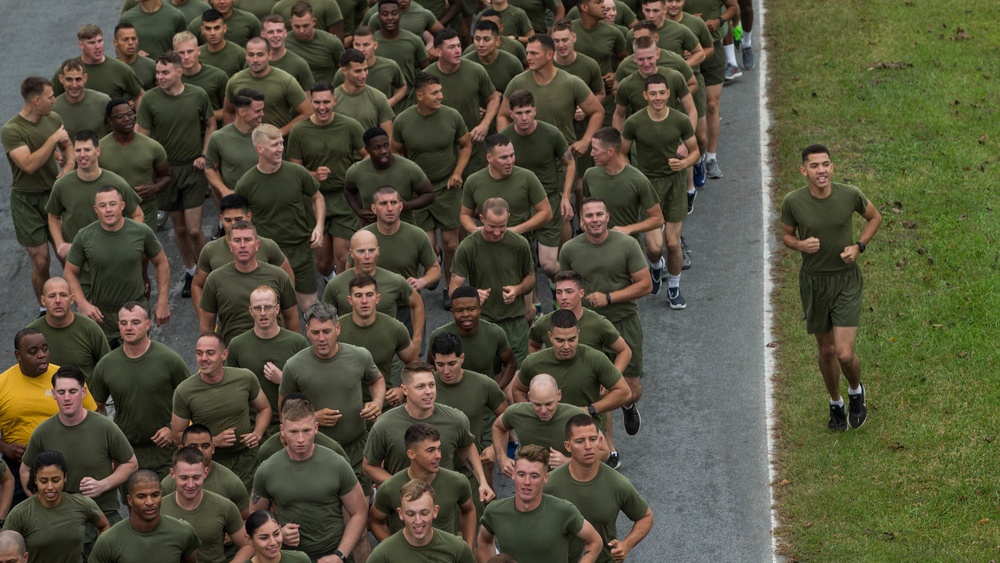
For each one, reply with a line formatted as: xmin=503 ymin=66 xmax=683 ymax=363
xmin=0 ymin=1 xmax=775 ymax=560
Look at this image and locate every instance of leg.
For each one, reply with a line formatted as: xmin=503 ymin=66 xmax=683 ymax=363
xmin=833 ymin=326 xmax=862 ymax=389
xmin=440 ymin=228 xmax=459 ymax=286
xmin=663 ymin=222 xmax=683 ymax=276
xmin=26 ymin=243 xmax=51 ymax=306
xmin=538 ymin=244 xmax=560 ymax=280
xmin=696 ymin=115 xmax=708 ymax=155
xmin=625 ymin=377 xmax=643 ymax=405
xmin=643 ymin=229 xmax=664 ymax=265
xmin=813 ymin=330 xmax=842 ymax=401
xmin=169 ymin=210 xmax=195 ymax=269
xmin=313 ymin=233 xmax=335 ymax=278
xmin=705 ymin=84 xmax=723 ymax=155
xmin=296 ymin=291 xmax=318 ymax=313
xmin=182 ymin=205 xmax=206 ymax=269
xmin=332 ymin=235 xmax=352 ymax=276
xmin=739 ymin=0 xmax=754 ymax=33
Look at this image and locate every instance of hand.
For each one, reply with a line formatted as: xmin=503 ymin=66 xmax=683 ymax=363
xmin=668 ymin=157 xmax=685 ymax=172
xmin=573 ymin=106 xmax=585 ymax=122
xmin=477 ymin=288 xmax=492 ymax=304
xmin=501 ymin=285 xmax=519 ymax=304
xmin=262 ymin=361 xmax=283 ymax=385
xmin=214 ymin=428 xmax=237 ymax=448
xmin=480 ymin=446 xmax=496 ymax=463
xmin=569 ymin=139 xmax=589 ymax=157
xmin=385 ymin=387 xmax=405 ymax=407
xmin=706 ymin=17 xmax=722 ymax=32
xmin=608 ymin=538 xmax=630 ymax=562
xmin=447 ymin=172 xmax=464 ymax=189
xmin=55 ymin=242 xmax=72 ymax=260
xmin=193 ymin=156 xmax=207 ymax=170
xmin=50 ymin=125 xmax=70 ymax=146
xmin=0 ymin=442 xmax=26 ymax=461
xmin=315 ymin=166 xmax=331 ymax=182
xmin=281 ymin=523 xmax=300 ymax=546
xmin=840 ymin=244 xmax=860 ymax=264
xmin=138 ymin=49 xmax=150 ymax=57
xmin=602 ymin=72 xmax=615 ymax=89
xmin=611 ymin=226 xmax=631 ymax=235
xmin=470 ymin=123 xmax=490 ymax=143
xmin=586 ymin=291 xmax=610 ymax=308
xmin=548 ymin=448 xmax=568 ymax=468
xmin=79 ymin=477 xmax=107 ymax=498
xmin=499 ymin=457 xmax=515 ymax=478
xmin=560 ymin=196 xmax=574 ymax=222
xmin=799 ymin=237 xmax=820 ymax=254
xmin=407 ymin=276 xmax=426 ymax=291
xmin=310 ymin=225 xmax=324 ymax=248
xmin=360 ymin=400 xmax=383 ymax=421
xmin=240 ymin=432 xmax=261 ymax=448
xmin=314 ymin=408 xmax=342 ymax=427
xmin=360 ymin=210 xmax=376 ymax=224
xmin=79 ymin=301 xmax=105 ymax=324
xmin=150 ymin=427 xmax=173 ymax=448
xmin=154 ymin=302 xmax=170 ymax=325
xmin=478 ymin=482 xmax=496 ymax=503
xmin=134 ymin=183 xmax=158 ymax=200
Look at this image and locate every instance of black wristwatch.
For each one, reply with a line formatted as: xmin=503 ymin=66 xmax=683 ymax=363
xmin=856 ymin=241 xmax=866 ymax=253
xmin=332 ymin=549 xmax=347 ymax=561
xmin=588 ymin=404 xmax=598 ymax=416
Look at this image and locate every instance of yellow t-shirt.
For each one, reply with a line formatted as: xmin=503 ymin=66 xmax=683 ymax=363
xmin=0 ymin=363 xmax=98 ymax=445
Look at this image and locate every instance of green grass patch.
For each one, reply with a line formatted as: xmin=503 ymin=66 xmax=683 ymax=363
xmin=767 ymin=0 xmax=1000 ymax=559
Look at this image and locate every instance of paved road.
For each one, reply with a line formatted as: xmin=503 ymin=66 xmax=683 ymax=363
xmin=0 ymin=1 xmax=775 ymax=560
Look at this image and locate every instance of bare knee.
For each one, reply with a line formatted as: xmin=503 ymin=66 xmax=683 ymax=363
xmin=835 ymin=347 xmax=857 ymax=366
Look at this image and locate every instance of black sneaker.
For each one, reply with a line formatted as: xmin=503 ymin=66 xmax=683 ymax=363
xmin=605 ymin=452 xmax=621 ymax=470
xmin=649 ymin=265 xmax=663 ymax=295
xmin=667 ymin=287 xmax=686 ymax=309
xmin=442 ymin=288 xmax=452 ymax=310
xmin=687 ymin=190 xmax=697 ymax=215
xmin=848 ymin=387 xmax=867 ymax=428
xmin=182 ymin=272 xmax=194 ymax=298
xmin=828 ymin=403 xmax=848 ymax=431
xmin=622 ymin=404 xmax=641 ymax=435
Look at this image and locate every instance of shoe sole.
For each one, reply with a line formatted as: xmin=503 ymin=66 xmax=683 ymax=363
xmin=623 ymin=408 xmax=641 ymax=435
xmin=668 ymin=300 xmax=687 ymax=310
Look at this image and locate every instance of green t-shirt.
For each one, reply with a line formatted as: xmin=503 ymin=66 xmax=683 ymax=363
xmin=224 ymin=67 xmax=307 ymax=130
xmin=196 ymin=235 xmax=287 ymax=274
xmin=161 ymin=462 xmax=250 ymax=512
xmin=369 ymin=527 xmax=476 ymax=563
xmin=477 ymin=4 xmax=533 ymax=37
xmin=205 ymin=123 xmax=257 ymax=190
xmin=89 ymin=516 xmax=201 ymax=563
xmin=683 ymin=0 xmax=726 ymax=40
xmin=242 ymin=552 xmax=310 ymax=563
xmin=567 ymin=0 xmax=636 ymax=26
xmin=581 ymin=163 xmax=658 ymax=232
xmin=462 ymin=37 xmax=527 ymax=66
xmin=227 ymin=328 xmax=309 ymax=424
xmin=507 ymin=0 xmax=561 ymax=33
xmin=517 ymin=345 xmax=623 ymax=428
xmin=120 ymin=3 xmax=189 ymax=57
xmin=615 ymin=48 xmax=695 ymax=82
xmin=463 ymin=50 xmax=524 ymax=95
xmin=571 ymin=20 xmax=626 ymax=76
xmin=66 ymin=219 xmax=162 ymax=309
xmin=53 ymin=89 xmax=112 ymax=139
xmin=434 ymin=369 xmax=505 ymax=447
xmin=374 ymin=30 xmax=428 ymax=89
xmin=136 ymin=84 xmax=214 ymax=162
xmin=392 ymin=105 xmax=468 ymax=183
xmin=554 ymin=53 xmax=604 ymax=96
xmin=167 ymin=0 xmax=212 ymax=21
xmin=27 ymin=314 xmax=110 ymax=384
xmin=273 ymin=0 xmax=344 ymax=31
xmin=461 ymin=166 xmax=546 ymax=228
xmin=2 ymin=112 xmax=64 ymax=193
xmin=615 ymin=67 xmax=690 ymax=116
xmin=676 ymin=12 xmax=715 ymax=69
xmin=2 ymin=493 xmax=104 ymax=563
xmin=22 ymin=412 xmax=136 ymax=514
xmin=558 ymin=231 xmax=649 ymax=324
xmin=280 ymin=344 xmax=380 ymax=445
xmin=182 ymin=64 xmax=230 ymax=110
xmin=161 ymin=490 xmax=245 ymax=563
xmin=187 ymin=8 xmax=262 ymax=46
xmin=337 ymin=313 xmax=411 ymax=387
xmin=258 ymin=436 xmax=349 ymax=464
xmin=98 ymin=132 xmax=168 ymax=231
xmin=625 ymin=20 xmax=700 ymax=57
xmin=285 ymin=29 xmax=345 ymax=84
xmin=779 ymin=182 xmax=871 ymax=275
xmin=199 ymin=261 xmax=297 ymax=343
xmin=499 ymin=402 xmax=584 ymax=456
xmin=127 ymin=55 xmax=158 ymax=90
xmin=252 ymin=446 xmax=359 ymax=559
xmin=529 ymin=308 xmax=621 ymax=352
xmin=479 ymin=495 xmax=585 ymax=563
xmin=373 ymin=466 xmax=472 ymax=536
xmin=322 ymin=266 xmax=413 ymax=318
xmin=51 ymin=58 xmax=143 ymax=100
xmin=546 ymin=463 xmax=650 ymax=563
xmin=91 ymin=341 xmax=189 ymax=447
xmin=333 ymin=56 xmax=407 ymax=104
xmin=332 ymin=86 xmax=395 ymax=132
xmin=503 ymin=70 xmax=593 ymax=143
xmin=621 ymin=107 xmax=695 ymax=179
xmin=234 ymin=161 xmax=320 ymax=247
xmin=361 ymin=222 xmax=437 ymax=279
xmin=427 ymin=61 xmax=497 ymax=131
xmin=271 ymin=51 xmax=316 ymax=90
xmin=428 ymin=320 xmax=510 ymax=378
xmin=365 ymin=403 xmax=475 ymax=475
xmin=46 ymin=169 xmax=142 ymax=241
xmin=199 ymin=42 xmax=247 ymax=78
xmin=346 ymin=155 xmax=426 ymax=225
xmin=172 ymin=367 xmax=263 ymax=456
xmin=451 ymin=230 xmax=534 ymax=323
xmin=287 ymin=114 xmax=366 ymax=195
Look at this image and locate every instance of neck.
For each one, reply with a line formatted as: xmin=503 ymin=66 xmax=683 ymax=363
xmin=455 ymin=322 xmax=478 ymax=336
xmin=257 ymin=160 xmax=281 ymax=174
xmin=130 ymin=513 xmax=160 ymax=532
xmin=140 ymin=0 xmax=163 ymax=12
xmin=19 ymin=105 xmax=42 ymax=122
xmin=352 ymin=311 xmax=376 ymax=328
xmin=646 ymin=104 xmax=669 ymax=120
xmin=365 ymin=53 xmax=377 ymax=66
xmin=569 ymin=304 xmax=585 ymax=319
xmin=233 ymin=258 xmax=260 ymax=273
xmin=580 ymin=13 xmax=600 ymax=28
xmin=514 ymin=120 xmax=537 ymax=136
xmin=381 ymin=28 xmax=400 ymax=39
xmin=182 ymin=62 xmax=203 ymax=76
xmin=162 ymin=81 xmax=184 ymax=96
xmin=270 ymin=46 xmax=287 ymax=59
xmin=415 ymin=104 xmax=436 ymax=116
xmin=479 ymin=49 xmax=499 ymax=64
xmin=58 ymin=409 xmax=88 ymax=427
xmin=234 ymin=118 xmax=254 ymax=134
xmin=532 ymin=64 xmax=557 ymax=83
xmin=568 ymin=459 xmax=599 ymax=481
xmin=123 ymin=337 xmax=152 ymax=359
xmin=667 ymin=11 xmax=682 ymax=22
xmin=175 ymin=489 xmax=204 ymax=510
xmin=555 ymin=51 xmax=576 ymax=65
xmin=45 ymin=311 xmax=75 ymax=329
xmin=250 ymin=65 xmax=271 ymax=79
xmin=117 ymin=51 xmax=137 ymax=64
xmin=487 ymin=166 xmax=507 ymax=180
xmin=438 ymin=59 xmax=460 ymax=74
xmin=77 ymin=165 xmax=102 ymax=182
xmin=404 ymin=526 xmax=434 ymax=548
xmin=82 ymin=53 xmax=106 ymax=65
xmin=515 ymin=494 xmax=542 ymax=513
xmin=254 ymin=323 xmax=281 ymax=339
xmin=376 ymin=219 xmax=400 ymax=235
xmin=199 ymin=368 xmax=225 ymax=384
xmin=101 ymin=218 xmax=126 ymax=232
xmin=286 ymin=443 xmax=315 ymax=461
xmin=113 ymin=129 xmax=136 ymax=143
xmin=65 ymin=90 xmax=87 ymax=104
xmin=586 ymin=229 xmax=610 ymax=245
xmin=407 ymin=464 xmax=437 ymax=483
xmin=206 ymin=40 xmax=227 ymax=53
xmin=604 ymin=155 xmax=626 ymax=175
xmin=404 ymin=401 xmax=433 ymax=420
xmin=342 ymin=80 xmax=363 ymax=94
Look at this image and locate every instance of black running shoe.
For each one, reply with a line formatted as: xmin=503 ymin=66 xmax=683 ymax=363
xmin=622 ymin=404 xmax=641 ymax=435
xmin=828 ymin=403 xmax=848 ymax=431
xmin=848 ymin=387 xmax=867 ymax=429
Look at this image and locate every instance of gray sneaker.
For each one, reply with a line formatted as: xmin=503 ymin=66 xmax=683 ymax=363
xmin=705 ymin=158 xmax=723 ymax=179
xmin=682 ymin=250 xmax=692 ymax=270
xmin=724 ymin=63 xmax=743 ymax=80
xmin=742 ymin=45 xmax=756 ymax=70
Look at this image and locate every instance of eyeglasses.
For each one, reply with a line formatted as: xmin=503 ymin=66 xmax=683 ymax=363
xmin=250 ymin=305 xmax=277 ymax=313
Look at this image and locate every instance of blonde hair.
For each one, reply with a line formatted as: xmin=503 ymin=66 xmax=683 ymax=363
xmin=173 ymin=31 xmax=199 ymax=47
xmin=252 ymin=124 xmax=282 ymax=147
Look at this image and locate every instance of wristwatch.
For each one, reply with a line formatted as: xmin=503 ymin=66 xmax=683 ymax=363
xmin=856 ymin=241 xmax=866 ymax=253
xmin=587 ymin=404 xmax=598 ymax=416
xmin=331 ymin=549 xmax=347 ymax=561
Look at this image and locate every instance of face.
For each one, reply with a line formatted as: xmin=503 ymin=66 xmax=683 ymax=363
xmin=108 ymin=103 xmax=136 ymax=135
xmin=372 ymin=191 xmax=401 ymax=223
xmin=202 ymin=20 xmax=227 ymax=46
xmin=524 ymin=42 xmax=552 ymax=72
xmin=554 ymin=280 xmax=584 ymax=310
xmin=801 ymin=152 xmax=833 ymax=189
xmin=15 ymin=333 xmax=49 ymax=376
xmin=281 ymin=416 xmax=319 ymax=456
xmin=249 ymin=518 xmax=283 ymax=558
xmin=219 ymin=207 xmax=249 ymax=233
xmin=0 ymin=547 xmax=26 ymax=563
xmin=513 ymin=458 xmax=548 ymax=503
xmin=404 ymin=371 xmax=436 ymax=410
xmin=310 ymin=89 xmax=335 ymax=123
xmin=565 ymin=423 xmax=601 ymax=465
xmin=529 ymin=384 xmax=560 ymax=421
xmin=603 ymin=0 xmax=618 ymax=23
xmin=210 ymin=0 xmax=233 ymax=14
xmin=127 ymin=481 xmax=162 ymax=523
xmin=94 ymin=190 xmax=125 ymax=228
xmin=245 ymin=42 xmax=270 ymax=73
xmin=439 ymin=37 xmax=463 ymax=66
xmin=256 ymin=135 xmax=284 ymax=166
xmin=581 ymin=201 xmax=609 ymax=237
xmin=664 ymin=0 xmax=685 ymax=17
xmin=642 ymin=0 xmax=666 ymax=23
xmin=262 ymin=21 xmax=287 ymax=50
xmin=399 ymin=492 xmax=439 ymax=544
xmin=590 ymin=139 xmax=614 ymax=167
xmin=118 ymin=307 xmax=151 ymax=345
xmin=59 ymin=68 xmax=87 ymax=100
xmin=171 ymin=461 xmax=207 ymax=501
xmin=30 ymin=85 xmax=57 ymax=116
xmin=367 ymin=137 xmax=392 ymax=170
xmin=408 ymin=438 xmax=442 ymax=472
xmin=350 ymin=237 xmax=379 ymax=272
xmin=353 ymin=34 xmax=377 ymax=59
xmin=195 ymin=335 xmax=228 ymax=376
xmin=487 ymin=143 xmax=515 ymax=177
xmin=155 ymin=61 xmax=182 ymax=90
xmin=348 ymin=283 xmax=380 ymax=319
xmin=114 ymin=27 xmax=139 ymax=57
xmin=73 ymin=139 xmax=99 ymax=171
xmin=473 ymin=30 xmax=499 ymax=58
xmin=416 ymin=83 xmax=443 ymax=110
xmin=35 ymin=464 xmax=66 ymax=506
xmin=580 ymin=0 xmax=604 ymax=17
xmin=307 ymin=318 xmax=340 ymax=358
xmin=643 ymin=81 xmax=670 ymax=110
xmin=174 ymin=39 xmax=201 ymax=70
xmin=182 ymin=432 xmax=215 ymax=463
xmin=239 ymin=99 xmax=265 ymax=128
xmin=511 ymin=103 xmax=536 ymax=133
xmin=433 ymin=352 xmax=464 ymax=384
xmin=344 ymin=61 xmax=368 ymax=89
xmin=78 ymin=34 xmax=105 ymax=63
xmin=378 ymin=4 xmax=400 ymax=32
xmin=480 ymin=210 xmax=509 ymax=243
xmin=551 ymin=30 xmax=575 ymax=58
xmin=634 ymin=46 xmax=659 ymax=76
xmin=228 ymin=227 xmax=260 ymax=263
xmin=249 ymin=289 xmax=279 ymax=330
xmin=41 ymin=279 xmax=74 ymax=320
xmin=449 ymin=296 xmax=481 ymax=332
xmin=549 ymin=326 xmax=580 ymax=360
xmin=290 ymin=14 xmax=317 ymax=40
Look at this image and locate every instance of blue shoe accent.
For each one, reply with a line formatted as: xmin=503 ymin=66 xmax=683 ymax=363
xmin=693 ymin=160 xmax=706 ymax=187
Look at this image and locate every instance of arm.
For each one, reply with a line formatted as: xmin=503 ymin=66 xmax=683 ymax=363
xmin=190 ymin=268 xmax=209 ymax=315
xmin=319 ymin=484 xmax=368 ymax=561
xmin=222 ymin=98 xmax=236 ymax=124
xmin=620 ymin=137 xmax=632 ymax=162
xmin=459 ymin=205 xmax=479 ymax=234
xmin=609 ymin=507 xmax=654 ymax=562
xmin=458 ymin=442 xmax=494 ymax=503
xmin=668 ymin=135 xmax=700 ymax=173
xmin=150 ymin=250 xmax=172 ymax=325
xmin=248 ymin=489 xmax=271 ymax=513
xmin=281 ymin=99 xmax=314 ymax=138
xmin=560 ymin=148 xmax=576 ymax=221
xmin=448 ymin=133 xmax=473 ymax=189
xmin=198 ymin=308 xmax=218 ymax=336
xmin=681 ymin=93 xmax=698 ymax=129
xmin=343 ymin=180 xmax=371 ymax=222
xmin=496 ymin=97 xmax=511 ymax=130
xmin=170 ymin=414 xmax=192 ymax=445
xmin=134 ymin=123 xmax=151 ymax=136
xmin=48 ymin=214 xmax=72 ymax=260
xmin=576 ymin=519 xmax=604 ymax=563
xmin=438 ymin=0 xmax=463 ymax=26
xmin=64 ymin=261 xmax=103 ymax=323
xmin=368 ymin=503 xmax=393 ymax=542
xmin=135 ymin=159 xmax=172 ymax=202
xmin=589 ymin=267 xmax=651 ymax=307
xmin=607 ymin=336 xmax=633 ymax=375
xmin=491 ymin=416 xmax=514 ymax=477
xmin=469 ymin=91 xmax=501 ymax=143
xmin=129 ymin=205 xmax=145 ymax=224
xmin=281 ymin=306 xmax=300 ymax=333
xmin=684 ymin=43 xmax=705 ymax=68
xmin=495 ymin=347 xmax=516 ymax=390
xmin=193 ymin=115 xmax=218 ymax=171
xmin=408 ymin=258 xmax=441 ymax=292
xmin=204 ymin=166 xmax=233 ymax=199
xmin=327 ymin=20 xmax=345 ymax=40
xmin=592 ymin=377 xmax=631 ymax=414
xmin=0 ymin=467 xmax=13 ymax=519
xmin=511 ymin=375 xmax=528 ymax=403
xmin=94 ymin=512 xmax=111 ymax=534
xmin=457 ymin=497 xmax=477 ymax=548
xmin=476 ymin=526 xmax=496 ymax=563
xmin=18 ymin=463 xmax=31 ymax=496
xmin=287 ymin=157 xmax=331 ymax=184
xmin=6 ymin=126 xmax=70 ymax=174
xmin=508 ymin=198 xmax=552 ymax=236
xmin=840 ymin=201 xmax=882 ymax=263
xmin=310 ymin=191 xmax=325 ymax=248
xmin=612 ymin=203 xmax=663 ymax=237
xmin=570 ymin=94 xmax=605 ymax=157
xmin=361 ymin=373 xmax=386 ymax=422
xmin=407 ymin=290 xmax=425 ymax=348
xmin=79 ymin=454 xmax=139 ymax=498
xmin=612 ymin=104 xmax=627 ymax=133
xmin=387 ymin=82 xmax=408 ymax=108
xmin=228 ymin=527 xmax=256 ymax=563
xmin=390 ymin=137 xmax=406 ymax=156
xmin=362 ymin=456 xmax=393 ymax=487
xmin=245 ymin=391 xmax=272 ymax=443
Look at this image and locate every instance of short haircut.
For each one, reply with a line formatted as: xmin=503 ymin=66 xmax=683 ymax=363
xmin=554 ymin=270 xmax=585 ymax=288
xmin=173 ymin=31 xmax=198 ymax=47
xmin=340 ymin=48 xmax=366 ymax=67
xmin=801 ymin=144 xmax=831 ymax=161
xmin=633 ymin=19 xmax=659 ymax=33
xmin=550 ymin=308 xmax=578 ymax=329
xmin=480 ymin=8 xmax=501 ymax=20
xmin=305 ymin=302 xmax=338 ymax=323
xmin=246 ymin=36 xmax=270 ymax=53
xmin=353 ymin=25 xmax=374 ymax=38
xmin=182 ymin=423 xmax=213 ymax=442
xmin=119 ymin=300 xmax=149 ymax=317
xmin=515 ymin=443 xmax=549 ymax=468
xmin=281 ymin=395 xmax=316 ymax=422
xmin=485 ymin=133 xmax=511 ymax=152
xmin=156 ymin=52 xmax=182 ymax=68
xmin=486 ymin=555 xmax=518 ymax=563
xmin=252 ymin=124 xmax=282 ymax=146
xmin=551 ymin=18 xmax=574 ymax=33
xmin=591 ymin=127 xmax=621 ymax=151
xmin=20 ymin=77 xmax=51 ymax=100
xmin=51 ymin=365 xmax=86 ymax=388
xmin=632 ymin=35 xmax=656 ymax=52
xmin=201 ymin=8 xmax=224 ymax=23
xmin=581 ymin=195 xmax=606 ymax=209
xmin=96 ymin=184 xmax=123 ymax=198
xmin=404 ymin=422 xmax=441 ymax=450
xmin=105 ymin=97 xmax=131 ymax=118
xmin=219 ymin=193 xmax=251 ymax=213
xmin=245 ymin=510 xmax=280 ymax=536
xmin=434 ymin=28 xmax=460 ymax=47
xmin=290 ymin=0 xmax=315 ymax=18
xmin=400 ymin=479 xmax=436 ymax=503
xmin=227 ymin=219 xmax=257 ymax=237
xmin=251 ymin=284 xmax=280 ymax=304
xmin=401 ymin=361 xmax=435 ymax=386
xmin=310 ymin=80 xmax=334 ymax=95
xmin=414 ymin=71 xmax=440 ymax=91
xmin=233 ymin=88 xmax=265 ymax=110
xmin=77 ymin=24 xmax=102 ymax=41
xmin=640 ymin=0 xmax=664 ymax=6
xmin=262 ymin=13 xmax=286 ymax=26
xmin=14 ymin=327 xmax=42 ymax=351
xmin=526 ymin=34 xmax=555 ymax=52
xmin=172 ymin=444 xmax=207 ymax=468
xmin=60 ymin=59 xmax=85 ymax=74
xmin=507 ymin=89 xmax=534 ymax=110
xmin=114 ymin=21 xmax=136 ymax=38
xmin=449 ymin=285 xmax=479 ymax=302
xmin=378 ymin=0 xmax=400 ymax=8
xmin=430 ymin=331 xmax=463 ymax=357
xmin=364 ymin=126 xmax=389 ymax=145
xmin=643 ymin=73 xmax=667 ymax=90
xmin=198 ymin=330 xmax=227 ymax=349
xmin=348 ymin=273 xmax=378 ymax=292
xmin=373 ymin=185 xmax=399 ymax=199
xmin=28 ymin=450 xmax=68 ymax=494
xmin=565 ymin=412 xmax=598 ymax=439
xmin=125 ymin=469 xmax=161 ymax=495
xmin=480 ymin=197 xmax=509 ymax=218
xmin=74 ymin=130 xmax=101 ymax=147
xmin=474 ymin=20 xmax=500 ymax=35
xmin=0 ymin=530 xmax=26 ymax=556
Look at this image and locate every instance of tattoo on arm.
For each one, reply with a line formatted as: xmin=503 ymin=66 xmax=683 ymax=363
xmin=561 ymin=149 xmax=574 ymax=165
xmin=250 ymin=491 xmax=262 ymax=505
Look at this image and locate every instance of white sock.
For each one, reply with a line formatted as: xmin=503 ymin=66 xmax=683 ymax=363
xmin=186 ymin=266 xmax=197 ymax=276
xmin=649 ymin=257 xmax=665 ymax=270
xmin=830 ymin=398 xmax=845 ymax=407
xmin=687 ymin=188 xmax=696 ymax=195
xmin=667 ymin=274 xmax=680 ymax=288
xmin=706 ymin=152 xmax=717 ymax=161
xmin=849 ymin=384 xmax=863 ymax=396
xmin=743 ymin=31 xmax=752 ymax=47
xmin=724 ymin=42 xmax=738 ymax=66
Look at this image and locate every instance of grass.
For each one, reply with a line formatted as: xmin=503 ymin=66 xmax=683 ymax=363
xmin=766 ymin=0 xmax=1000 ymax=559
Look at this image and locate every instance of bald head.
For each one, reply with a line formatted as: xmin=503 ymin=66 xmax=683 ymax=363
xmin=528 ymin=373 xmax=559 ymax=400
xmin=41 ymin=276 xmax=70 ymax=294
xmin=349 ymin=229 xmax=379 ymax=273
xmin=0 ymin=531 xmax=26 ymax=562
xmin=350 ymin=229 xmax=378 ymax=249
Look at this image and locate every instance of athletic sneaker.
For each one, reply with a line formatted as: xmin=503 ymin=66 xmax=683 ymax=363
xmin=687 ymin=189 xmax=697 ymax=215
xmin=157 ymin=210 xmax=169 ymax=229
xmin=828 ymin=403 xmax=848 ymax=431
xmin=181 ymin=272 xmax=194 ymax=298
xmin=667 ymin=287 xmax=686 ymax=309
xmin=724 ymin=63 xmax=743 ymax=80
xmin=622 ymin=404 xmax=641 ymax=435
xmin=442 ymin=288 xmax=452 ymax=310
xmin=848 ymin=387 xmax=868 ymax=428
xmin=705 ymin=158 xmax=723 ymax=179
xmin=605 ymin=452 xmax=622 ymax=470
xmin=682 ymin=250 xmax=692 ymax=270
xmin=649 ymin=265 xmax=663 ymax=295
xmin=693 ymin=160 xmax=706 ymax=187
xmin=742 ymin=45 xmax=756 ymax=70
xmin=506 ymin=440 xmax=519 ymax=459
